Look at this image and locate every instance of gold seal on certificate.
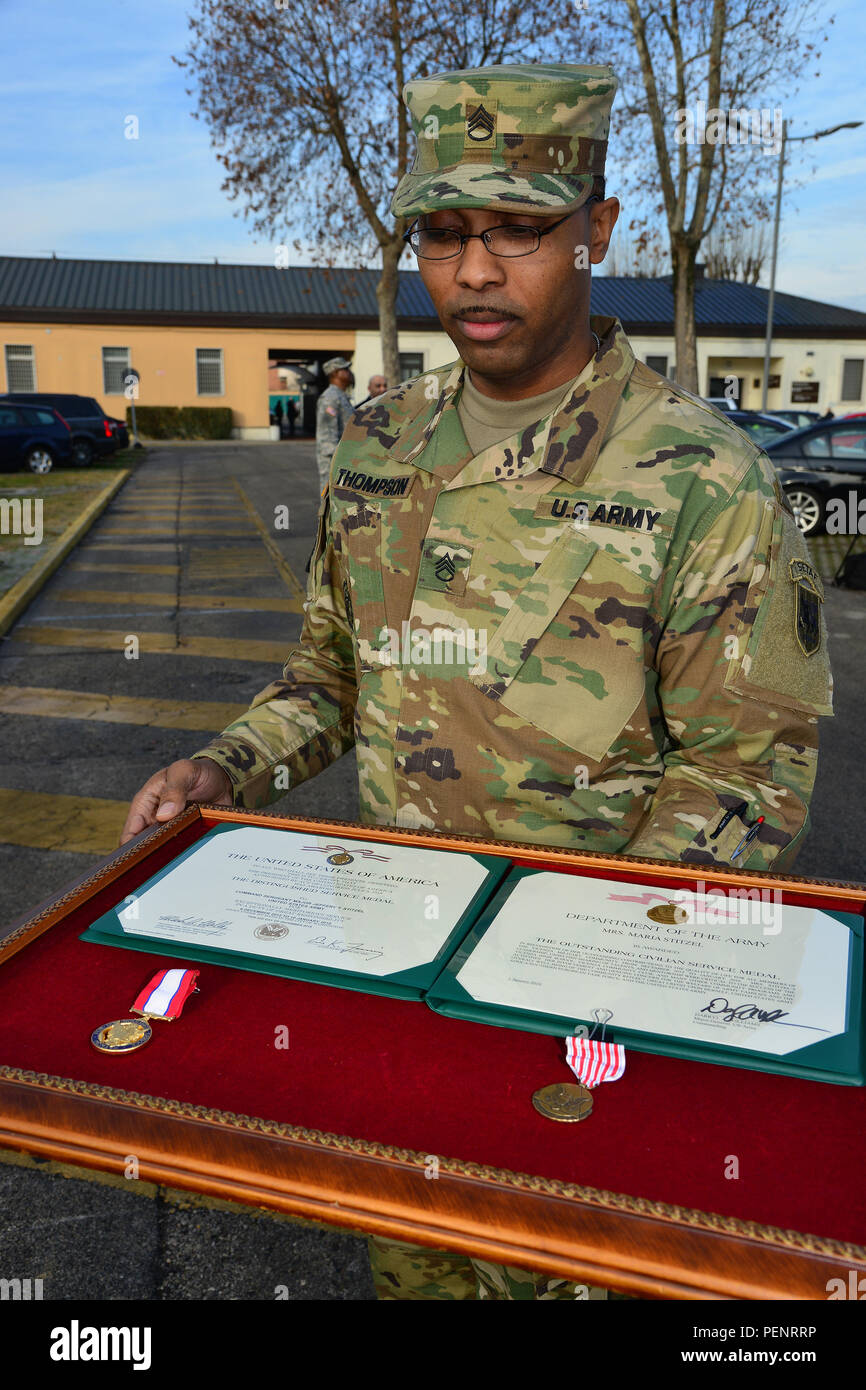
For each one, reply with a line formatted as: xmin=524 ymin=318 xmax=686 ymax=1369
xmin=647 ymin=902 xmax=688 ymax=924
xmin=532 ymin=1082 xmax=593 ymax=1123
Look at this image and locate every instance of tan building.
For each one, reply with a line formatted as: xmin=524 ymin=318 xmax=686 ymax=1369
xmin=1 ymin=256 xmax=864 ymax=436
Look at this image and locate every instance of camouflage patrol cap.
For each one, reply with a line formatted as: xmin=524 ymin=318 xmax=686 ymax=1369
xmin=391 ymin=63 xmax=617 ymax=218
xmin=323 ymin=356 xmax=352 ymax=375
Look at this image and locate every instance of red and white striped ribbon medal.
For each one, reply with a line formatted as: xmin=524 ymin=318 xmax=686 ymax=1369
xmin=567 ymin=1035 xmax=626 ymax=1094
xmin=532 ymin=1022 xmax=626 ymax=1123
xmin=91 ymin=968 xmax=200 ymax=1054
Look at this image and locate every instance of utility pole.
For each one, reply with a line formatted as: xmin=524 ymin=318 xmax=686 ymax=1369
xmin=762 ymin=120 xmax=862 ymax=413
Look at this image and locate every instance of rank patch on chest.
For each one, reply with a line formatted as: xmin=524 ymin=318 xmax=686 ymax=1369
xmin=334 ymin=467 xmax=415 ymax=498
xmin=534 ymin=495 xmax=665 ymax=532
xmin=417 ymin=539 xmax=473 ymax=595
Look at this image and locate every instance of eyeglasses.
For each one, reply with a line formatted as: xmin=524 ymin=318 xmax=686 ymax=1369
xmin=403 ymin=199 xmax=599 ymax=261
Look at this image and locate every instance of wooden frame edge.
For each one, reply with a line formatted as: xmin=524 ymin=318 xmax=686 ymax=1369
xmin=3 ymin=806 xmax=864 ymax=1300
xmin=1 ymin=1067 xmax=863 ymax=1301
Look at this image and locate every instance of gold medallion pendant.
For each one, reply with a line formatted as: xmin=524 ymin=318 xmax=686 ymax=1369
xmin=90 ymin=967 xmax=200 ymax=1053
xmin=532 ymin=1082 xmax=594 ymax=1123
xmin=90 ymin=1017 xmax=153 ymax=1053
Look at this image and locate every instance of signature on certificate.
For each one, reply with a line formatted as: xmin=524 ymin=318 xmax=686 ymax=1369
xmin=307 ymin=935 xmax=384 ymax=960
xmin=698 ymin=997 xmax=827 ymax=1033
xmin=161 ymin=914 xmax=232 ymax=930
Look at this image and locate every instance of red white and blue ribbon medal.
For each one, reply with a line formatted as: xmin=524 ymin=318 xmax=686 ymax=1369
xmin=91 ymin=968 xmax=200 ymax=1054
xmin=532 ymin=1011 xmax=626 ymax=1123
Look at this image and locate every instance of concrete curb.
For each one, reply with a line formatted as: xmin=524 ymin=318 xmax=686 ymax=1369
xmin=0 ymin=469 xmax=130 ymax=638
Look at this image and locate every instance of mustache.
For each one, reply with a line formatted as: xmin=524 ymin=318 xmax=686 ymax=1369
xmin=447 ymin=303 xmax=521 ymax=320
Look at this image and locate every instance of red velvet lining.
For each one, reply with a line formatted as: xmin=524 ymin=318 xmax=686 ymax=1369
xmin=1 ymin=820 xmax=863 ymax=1247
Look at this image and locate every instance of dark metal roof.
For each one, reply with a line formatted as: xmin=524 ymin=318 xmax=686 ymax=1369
xmin=1 ymin=255 xmax=864 ymax=336
xmin=588 ymin=275 xmax=866 ymax=334
xmin=0 ymin=256 xmax=435 ymax=329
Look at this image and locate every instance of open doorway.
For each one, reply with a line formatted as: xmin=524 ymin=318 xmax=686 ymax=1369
xmin=268 ymin=358 xmax=316 ymax=437
xmin=268 ymin=350 xmax=356 ymax=437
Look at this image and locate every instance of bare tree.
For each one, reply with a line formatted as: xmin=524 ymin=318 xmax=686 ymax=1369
xmin=702 ymin=221 xmax=768 ymax=283
xmin=577 ymin=0 xmax=828 ymax=392
xmin=604 ymin=231 xmax=670 ymax=277
xmin=176 ymin=0 xmax=581 ymax=386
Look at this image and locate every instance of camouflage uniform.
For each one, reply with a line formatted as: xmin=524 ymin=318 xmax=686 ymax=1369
xmin=367 ymin=1236 xmax=617 ymax=1300
xmin=191 ymin=62 xmax=833 ymax=1299
xmin=315 ymin=382 xmax=354 ymax=495
xmin=195 ymin=318 xmax=832 ymax=869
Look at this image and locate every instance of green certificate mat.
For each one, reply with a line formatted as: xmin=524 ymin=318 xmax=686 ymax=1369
xmin=426 ymin=866 xmax=865 ymax=1085
xmin=80 ymin=823 xmax=508 ymax=1001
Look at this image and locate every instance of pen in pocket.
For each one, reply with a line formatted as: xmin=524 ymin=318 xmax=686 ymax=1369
xmin=710 ymin=801 xmax=749 ymax=840
xmin=731 ymin=816 xmax=766 ymax=862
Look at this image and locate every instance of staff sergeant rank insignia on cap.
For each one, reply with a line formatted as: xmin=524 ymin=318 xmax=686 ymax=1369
xmin=391 ymin=64 xmax=617 ymax=218
xmin=466 ymin=102 xmax=495 ymax=142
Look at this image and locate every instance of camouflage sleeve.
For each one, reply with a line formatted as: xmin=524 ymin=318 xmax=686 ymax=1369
xmin=316 ymin=395 xmax=341 ymax=464
xmin=626 ymin=458 xmax=833 ymax=872
xmin=189 ymin=492 xmax=357 ymax=807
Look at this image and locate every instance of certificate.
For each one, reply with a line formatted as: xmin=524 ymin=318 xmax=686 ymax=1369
xmin=81 ymin=824 xmax=508 ymax=999
xmin=427 ymin=867 xmax=865 ymax=1083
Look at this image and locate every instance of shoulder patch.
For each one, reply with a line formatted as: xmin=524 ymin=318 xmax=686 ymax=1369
xmin=789 ymin=558 xmax=824 ymax=656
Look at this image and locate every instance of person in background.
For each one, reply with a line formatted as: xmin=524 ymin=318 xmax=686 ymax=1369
xmin=315 ymin=357 xmax=354 ymax=494
xmin=356 ymin=374 xmax=389 ymax=406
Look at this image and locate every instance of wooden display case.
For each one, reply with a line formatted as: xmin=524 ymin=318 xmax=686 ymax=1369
xmin=1 ymin=805 xmax=864 ymax=1301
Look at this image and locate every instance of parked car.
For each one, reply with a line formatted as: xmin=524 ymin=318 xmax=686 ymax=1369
xmin=0 ymin=401 xmax=73 ymax=473
xmin=763 ymin=418 xmax=866 ymax=536
xmin=106 ymin=415 xmax=130 ymax=448
xmin=726 ymin=410 xmax=794 ymax=445
xmin=0 ymin=393 xmax=120 ymax=466
xmin=771 ymin=409 xmax=822 ymax=429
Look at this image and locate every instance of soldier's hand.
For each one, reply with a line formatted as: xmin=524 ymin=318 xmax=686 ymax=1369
xmin=120 ymin=757 xmax=232 ymax=845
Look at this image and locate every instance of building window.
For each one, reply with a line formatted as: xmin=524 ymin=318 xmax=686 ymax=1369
xmin=196 ymin=348 xmax=224 ymax=396
xmin=4 ymin=344 xmax=36 ymax=392
xmin=645 ymin=355 xmax=668 ymax=377
xmin=398 ymin=352 xmax=424 ymax=381
xmin=102 ymin=346 xmax=131 ymax=395
xmin=841 ymin=359 xmax=864 ymax=403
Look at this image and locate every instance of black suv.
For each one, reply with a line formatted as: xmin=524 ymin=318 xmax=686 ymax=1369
xmin=0 ymin=393 xmax=123 ymax=465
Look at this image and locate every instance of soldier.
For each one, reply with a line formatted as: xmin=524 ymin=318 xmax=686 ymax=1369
xmin=122 ymin=63 xmax=833 ymax=1300
xmin=315 ymin=357 xmax=354 ymax=494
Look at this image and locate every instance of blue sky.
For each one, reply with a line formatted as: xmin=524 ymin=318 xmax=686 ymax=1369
xmin=0 ymin=0 xmax=863 ymax=307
